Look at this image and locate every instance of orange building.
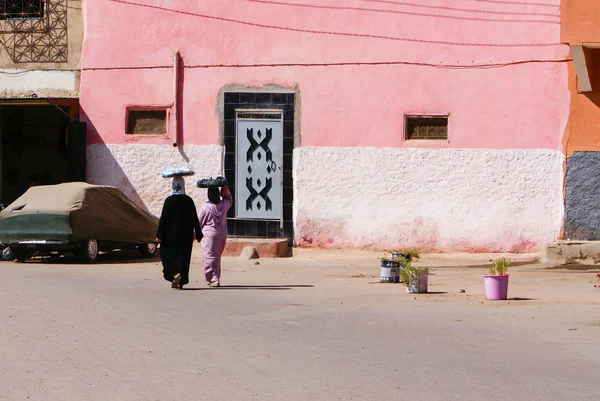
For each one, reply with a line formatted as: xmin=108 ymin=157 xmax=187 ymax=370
xmin=562 ymin=0 xmax=600 ymax=239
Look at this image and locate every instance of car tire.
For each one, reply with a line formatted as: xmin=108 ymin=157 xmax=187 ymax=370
xmin=78 ymin=239 xmax=99 ymax=263
xmin=11 ymin=248 xmax=29 ymax=263
xmin=140 ymin=243 xmax=157 ymax=258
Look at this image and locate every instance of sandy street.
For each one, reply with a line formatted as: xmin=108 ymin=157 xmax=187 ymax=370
xmin=1 ymin=249 xmax=599 ymax=401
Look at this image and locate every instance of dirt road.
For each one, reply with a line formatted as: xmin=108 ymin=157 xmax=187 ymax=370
xmin=1 ymin=250 xmax=598 ymax=400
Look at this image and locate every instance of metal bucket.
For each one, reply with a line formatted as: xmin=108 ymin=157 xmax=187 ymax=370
xmin=380 ymin=260 xmax=400 ymax=283
xmin=406 ymin=268 xmax=429 ymax=293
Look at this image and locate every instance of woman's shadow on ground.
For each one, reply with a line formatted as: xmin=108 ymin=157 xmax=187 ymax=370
xmin=182 ymin=285 xmax=314 ymax=291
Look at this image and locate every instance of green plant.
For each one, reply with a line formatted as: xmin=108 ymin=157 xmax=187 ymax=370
xmin=399 ymin=261 xmax=428 ymax=286
xmin=400 ymin=249 xmax=421 ymax=261
xmin=489 ymin=258 xmax=510 ymax=276
xmin=380 ymin=255 xmax=400 ymax=264
xmin=387 ymin=249 xmax=420 ymax=261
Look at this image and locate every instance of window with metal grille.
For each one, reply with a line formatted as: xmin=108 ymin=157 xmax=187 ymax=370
xmin=126 ymin=109 xmax=167 ymax=135
xmin=405 ymin=115 xmax=448 ymax=140
xmin=0 ymin=0 xmax=44 ymax=20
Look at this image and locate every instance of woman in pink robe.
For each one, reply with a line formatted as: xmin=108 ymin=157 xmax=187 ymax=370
xmin=198 ymin=185 xmax=232 ymax=287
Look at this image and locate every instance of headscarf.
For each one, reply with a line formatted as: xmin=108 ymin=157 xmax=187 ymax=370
xmin=207 ymin=187 xmax=221 ymax=204
xmin=204 ymin=188 xmax=225 ymax=224
xmin=172 ymin=176 xmax=186 ymax=195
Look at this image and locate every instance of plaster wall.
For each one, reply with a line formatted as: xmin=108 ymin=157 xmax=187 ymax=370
xmin=565 ymin=151 xmax=600 ymax=240
xmin=0 ymin=0 xmax=82 ymax=69
xmin=562 ymin=58 xmax=600 ymax=240
xmin=87 ymin=144 xmax=223 ymax=216
xmin=81 ymin=0 xmax=570 ymax=250
xmin=294 ymin=148 xmax=565 ymax=252
xmin=0 ymin=0 xmax=83 ymax=97
xmin=81 ymin=0 xmax=568 ymax=148
xmin=0 ymin=70 xmax=78 ymax=98
xmin=561 ymin=0 xmax=600 ymax=45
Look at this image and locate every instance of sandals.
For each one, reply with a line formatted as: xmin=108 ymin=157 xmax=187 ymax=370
xmin=208 ymin=281 xmax=220 ymax=288
xmin=171 ymin=274 xmax=182 ymax=289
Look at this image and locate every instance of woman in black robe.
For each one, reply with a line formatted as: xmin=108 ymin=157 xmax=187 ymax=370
xmin=156 ymin=176 xmax=201 ymax=289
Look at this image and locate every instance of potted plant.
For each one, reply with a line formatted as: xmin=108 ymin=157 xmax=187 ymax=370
xmin=401 ymin=249 xmax=421 ymax=262
xmin=484 ymin=258 xmax=510 ymax=300
xmin=400 ymin=261 xmax=429 ymax=293
xmin=380 ymin=255 xmax=400 ymax=283
xmin=389 ymin=249 xmax=420 ymax=262
xmin=389 ymin=250 xmax=402 ymax=261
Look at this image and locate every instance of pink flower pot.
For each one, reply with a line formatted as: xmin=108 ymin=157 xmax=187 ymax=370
xmin=483 ymin=274 xmax=509 ymax=300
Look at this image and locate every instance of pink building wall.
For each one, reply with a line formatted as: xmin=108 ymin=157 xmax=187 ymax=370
xmin=81 ymin=0 xmax=570 ymax=252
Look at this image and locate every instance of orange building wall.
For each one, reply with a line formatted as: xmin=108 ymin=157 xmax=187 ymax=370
xmin=561 ymin=0 xmax=600 ymax=45
xmin=562 ymin=0 xmax=600 ymax=156
xmin=564 ymin=60 xmax=600 ymax=157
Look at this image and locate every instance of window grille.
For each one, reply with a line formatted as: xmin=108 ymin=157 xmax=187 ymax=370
xmin=405 ymin=115 xmax=448 ymax=140
xmin=0 ymin=0 xmax=44 ymax=20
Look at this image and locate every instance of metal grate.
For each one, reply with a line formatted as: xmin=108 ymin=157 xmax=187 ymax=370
xmin=405 ymin=116 xmax=448 ymax=140
xmin=0 ymin=0 xmax=44 ymax=19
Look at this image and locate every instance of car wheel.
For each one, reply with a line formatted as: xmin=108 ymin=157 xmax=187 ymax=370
xmin=78 ymin=239 xmax=99 ymax=263
xmin=140 ymin=243 xmax=157 ymax=258
xmin=11 ymin=248 xmax=29 ymax=263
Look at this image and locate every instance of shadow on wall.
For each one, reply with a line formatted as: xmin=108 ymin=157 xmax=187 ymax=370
xmin=176 ymin=60 xmax=190 ymax=163
xmin=81 ymin=107 xmax=150 ymax=213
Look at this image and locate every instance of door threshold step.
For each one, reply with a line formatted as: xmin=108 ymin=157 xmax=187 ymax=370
xmin=545 ymin=240 xmax=600 ymax=264
xmin=223 ymin=238 xmax=291 ymax=258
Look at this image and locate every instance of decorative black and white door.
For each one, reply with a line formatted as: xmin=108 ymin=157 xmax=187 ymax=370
xmin=235 ymin=112 xmax=283 ymax=220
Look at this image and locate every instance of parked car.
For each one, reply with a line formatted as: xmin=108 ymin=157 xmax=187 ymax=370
xmin=0 ymin=182 xmax=159 ymax=263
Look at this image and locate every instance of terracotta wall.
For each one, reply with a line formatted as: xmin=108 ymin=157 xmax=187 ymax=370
xmin=561 ymin=0 xmax=600 ymax=45
xmin=561 ymin=0 xmax=600 ymax=155
xmin=563 ymin=60 xmax=600 ymax=156
xmin=561 ymin=1 xmax=600 ymax=239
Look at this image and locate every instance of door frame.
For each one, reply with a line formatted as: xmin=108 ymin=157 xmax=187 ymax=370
xmin=222 ymin=92 xmax=295 ymax=240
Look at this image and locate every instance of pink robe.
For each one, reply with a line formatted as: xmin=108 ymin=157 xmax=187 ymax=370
xmin=198 ymin=191 xmax=232 ymax=283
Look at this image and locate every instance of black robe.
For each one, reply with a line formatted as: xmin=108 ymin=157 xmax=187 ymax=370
xmin=156 ymin=195 xmax=201 ymax=285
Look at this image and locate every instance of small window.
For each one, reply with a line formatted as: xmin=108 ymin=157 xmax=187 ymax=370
xmin=126 ymin=109 xmax=167 ymax=135
xmin=405 ymin=115 xmax=448 ymax=140
xmin=0 ymin=0 xmax=44 ymax=20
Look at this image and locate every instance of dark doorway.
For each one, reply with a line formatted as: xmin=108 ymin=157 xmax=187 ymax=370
xmin=0 ymin=104 xmax=85 ymax=206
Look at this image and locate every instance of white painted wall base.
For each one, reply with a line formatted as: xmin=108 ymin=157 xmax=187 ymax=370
xmin=0 ymin=69 xmax=78 ymax=98
xmin=293 ymin=147 xmax=565 ymax=252
xmin=87 ymin=144 xmax=565 ymax=252
xmin=87 ymin=144 xmax=223 ymax=216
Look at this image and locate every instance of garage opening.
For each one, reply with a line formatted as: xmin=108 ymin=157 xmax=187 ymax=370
xmin=0 ymin=102 xmax=86 ymax=207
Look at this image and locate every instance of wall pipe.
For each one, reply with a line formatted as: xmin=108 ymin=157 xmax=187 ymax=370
xmin=172 ymin=50 xmax=180 ymax=147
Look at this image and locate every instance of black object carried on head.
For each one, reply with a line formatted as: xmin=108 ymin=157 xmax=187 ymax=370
xmin=207 ymin=187 xmax=221 ymax=204
xmin=197 ymin=176 xmax=228 ymax=188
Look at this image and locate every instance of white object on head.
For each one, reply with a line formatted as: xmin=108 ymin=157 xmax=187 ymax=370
xmin=172 ymin=176 xmax=186 ymax=195
xmin=161 ymin=167 xmax=195 ymax=178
